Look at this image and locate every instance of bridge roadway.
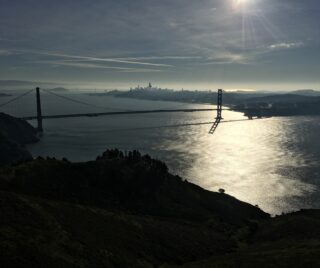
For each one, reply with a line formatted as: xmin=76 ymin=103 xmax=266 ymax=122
xmin=21 ymin=108 xmax=225 ymax=120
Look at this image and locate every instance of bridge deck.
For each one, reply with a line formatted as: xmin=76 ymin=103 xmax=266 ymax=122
xmin=21 ymin=108 xmax=221 ymax=120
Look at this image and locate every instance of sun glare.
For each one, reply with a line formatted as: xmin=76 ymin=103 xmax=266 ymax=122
xmin=237 ymin=0 xmax=249 ymax=5
xmin=233 ymin=0 xmax=250 ymax=9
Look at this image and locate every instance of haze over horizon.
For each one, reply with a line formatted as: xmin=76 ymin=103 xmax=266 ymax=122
xmin=0 ymin=0 xmax=319 ymax=91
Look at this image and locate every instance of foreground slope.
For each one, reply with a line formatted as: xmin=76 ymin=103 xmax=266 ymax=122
xmin=169 ymin=210 xmax=320 ymax=267
xmin=1 ymin=150 xmax=320 ymax=267
xmin=0 ymin=150 xmax=267 ymax=267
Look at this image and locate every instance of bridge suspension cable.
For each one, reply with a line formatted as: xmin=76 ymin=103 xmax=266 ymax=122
xmin=0 ymin=88 xmax=35 ymax=109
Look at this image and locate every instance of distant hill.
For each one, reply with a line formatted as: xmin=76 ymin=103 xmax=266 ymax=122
xmin=244 ymin=94 xmax=318 ymax=104
xmin=105 ymin=87 xmax=317 ymax=106
xmin=0 ymin=93 xmax=11 ymax=97
xmin=49 ymin=87 xmax=69 ymax=92
xmin=291 ymin=89 xmax=320 ymax=96
xmin=233 ymin=94 xmax=320 ymax=117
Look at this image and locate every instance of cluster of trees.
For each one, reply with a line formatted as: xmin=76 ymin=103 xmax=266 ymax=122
xmin=97 ymin=148 xmax=168 ymax=172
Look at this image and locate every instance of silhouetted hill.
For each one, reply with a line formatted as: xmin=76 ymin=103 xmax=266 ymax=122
xmin=244 ymin=94 xmax=318 ymax=104
xmin=0 ymin=149 xmax=267 ymax=267
xmin=232 ymin=94 xmax=320 ymax=117
xmin=0 ymin=93 xmax=11 ymax=97
xmin=0 ymin=112 xmax=38 ymax=144
xmin=170 ymin=210 xmax=320 ymax=268
xmin=49 ymin=87 xmax=69 ymax=92
xmin=0 ymin=150 xmax=267 ymax=224
xmin=291 ymin=89 xmax=320 ymax=96
xmin=1 ymin=149 xmax=320 ymax=267
xmin=0 ymin=113 xmax=38 ymax=164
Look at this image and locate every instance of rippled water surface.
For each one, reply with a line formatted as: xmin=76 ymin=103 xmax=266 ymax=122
xmin=2 ymin=91 xmax=320 ymax=215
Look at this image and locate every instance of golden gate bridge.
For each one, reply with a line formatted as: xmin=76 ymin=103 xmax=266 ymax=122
xmin=0 ymin=87 xmax=267 ymax=134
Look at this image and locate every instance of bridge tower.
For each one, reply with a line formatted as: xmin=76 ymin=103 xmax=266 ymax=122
xmin=36 ymin=87 xmax=43 ymax=132
xmin=216 ymin=89 xmax=223 ymax=119
xmin=209 ymin=89 xmax=223 ymax=134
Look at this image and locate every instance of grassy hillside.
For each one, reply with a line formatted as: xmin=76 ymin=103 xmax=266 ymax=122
xmin=0 ymin=150 xmax=267 ymax=225
xmin=167 ymin=210 xmax=320 ymax=268
xmin=0 ymin=190 xmax=237 ymax=267
xmin=0 ymin=150 xmax=268 ymax=267
xmin=1 ymin=150 xmax=320 ymax=267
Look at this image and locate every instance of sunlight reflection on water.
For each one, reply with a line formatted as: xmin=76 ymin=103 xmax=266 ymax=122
xmin=148 ymin=111 xmax=319 ymax=215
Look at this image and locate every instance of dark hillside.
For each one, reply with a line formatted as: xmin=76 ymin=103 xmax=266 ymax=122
xmin=0 ymin=150 xmax=268 ymax=267
xmin=2 ymin=150 xmax=320 ymax=267
xmin=0 ymin=113 xmax=38 ymax=164
xmin=0 ymin=112 xmax=38 ymax=144
xmin=0 ymin=190 xmax=236 ymax=267
xmin=168 ymin=210 xmax=320 ymax=268
xmin=0 ymin=150 xmax=267 ymax=225
xmin=0 ymin=133 xmax=32 ymax=164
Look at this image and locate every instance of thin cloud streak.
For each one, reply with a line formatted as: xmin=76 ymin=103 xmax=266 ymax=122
xmin=17 ymin=50 xmax=174 ymax=67
xmin=268 ymin=42 xmax=304 ymax=50
xmin=30 ymin=60 xmax=164 ymax=73
xmin=116 ymin=56 xmax=202 ymax=61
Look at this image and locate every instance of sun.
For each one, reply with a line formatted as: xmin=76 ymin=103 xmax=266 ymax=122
xmin=236 ymin=0 xmax=249 ymax=4
xmin=232 ymin=0 xmax=251 ymax=10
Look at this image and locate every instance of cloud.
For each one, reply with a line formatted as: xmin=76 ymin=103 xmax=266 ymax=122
xmin=205 ymin=51 xmax=249 ymax=64
xmin=0 ymin=0 xmax=319 ymax=87
xmin=116 ymin=56 xmax=202 ymax=61
xmin=17 ymin=50 xmax=174 ymax=67
xmin=47 ymin=53 xmax=174 ymax=67
xmin=30 ymin=60 xmax=165 ymax=73
xmin=268 ymin=42 xmax=304 ymax=50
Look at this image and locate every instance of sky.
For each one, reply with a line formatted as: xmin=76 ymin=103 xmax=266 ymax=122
xmin=0 ymin=0 xmax=319 ymax=91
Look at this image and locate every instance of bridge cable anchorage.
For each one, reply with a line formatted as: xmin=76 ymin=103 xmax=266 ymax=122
xmin=0 ymin=88 xmax=35 ymax=109
xmin=40 ymin=88 xmax=134 ymax=112
xmin=209 ymin=89 xmax=223 ymax=134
